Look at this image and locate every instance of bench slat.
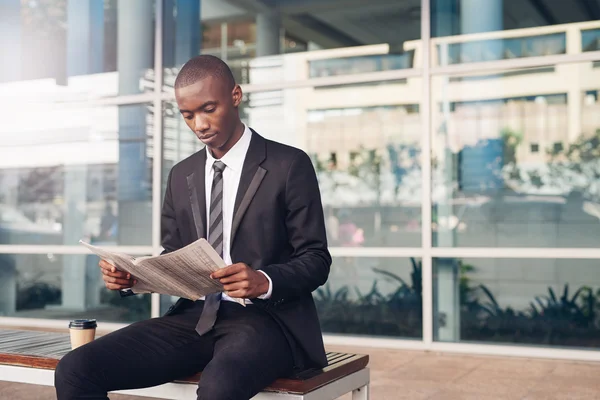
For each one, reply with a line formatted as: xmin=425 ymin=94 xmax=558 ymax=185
xmin=0 ymin=329 xmax=368 ymax=395
xmin=324 ymin=352 xmax=354 ymax=364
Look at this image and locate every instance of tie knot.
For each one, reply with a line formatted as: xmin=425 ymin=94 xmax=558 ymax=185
xmin=213 ymin=161 xmax=226 ymax=173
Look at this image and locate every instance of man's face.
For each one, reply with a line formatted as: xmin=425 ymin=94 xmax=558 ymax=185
xmin=175 ymin=76 xmax=242 ymax=151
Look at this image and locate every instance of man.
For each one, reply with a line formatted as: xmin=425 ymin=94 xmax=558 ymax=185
xmin=55 ymin=55 xmax=331 ymax=400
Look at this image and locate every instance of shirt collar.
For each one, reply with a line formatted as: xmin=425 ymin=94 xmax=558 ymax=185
xmin=206 ymin=124 xmax=252 ymax=172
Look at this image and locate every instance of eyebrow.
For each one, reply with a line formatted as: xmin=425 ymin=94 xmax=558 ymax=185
xmin=179 ymin=101 xmax=216 ymax=113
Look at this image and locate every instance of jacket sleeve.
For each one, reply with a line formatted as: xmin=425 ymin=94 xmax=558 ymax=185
xmin=260 ymin=151 xmax=332 ymax=302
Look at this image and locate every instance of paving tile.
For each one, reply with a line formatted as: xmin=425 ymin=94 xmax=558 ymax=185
xmin=531 ymin=376 xmax=600 ymax=396
xmin=371 ymin=383 xmax=437 ymax=400
xmin=458 ymin=361 xmax=554 ymax=380
xmin=442 ymin=369 xmax=537 ymax=398
xmin=427 ymin=391 xmax=523 ymax=400
xmin=550 ymin=363 xmax=600 ymax=379
xmin=406 ymin=353 xmax=485 ymax=371
xmin=482 ymin=359 xmax=560 ymax=380
xmin=389 ymin=365 xmax=473 ymax=383
xmin=369 ymin=378 xmax=441 ymax=399
xmin=523 ymin=390 xmax=600 ymax=400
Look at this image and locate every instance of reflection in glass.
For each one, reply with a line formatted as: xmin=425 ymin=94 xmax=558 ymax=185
xmin=582 ymin=28 xmax=600 ymax=52
xmin=0 ymin=104 xmax=154 ymax=245
xmin=308 ymin=104 xmax=422 ymax=247
xmin=434 ymin=257 xmax=600 ymax=349
xmin=432 ymin=63 xmax=600 ymax=247
xmin=0 ymin=0 xmax=155 ymax=100
xmin=162 ymin=0 xmax=421 ymax=89
xmin=308 ymin=52 xmax=415 ymax=78
xmin=244 ymin=83 xmax=422 ymax=246
xmin=436 ymin=33 xmax=565 ymax=65
xmin=431 ymin=1 xmax=599 ymax=67
xmin=316 ymin=257 xmax=422 ymax=338
xmin=0 ymin=253 xmax=150 ymax=323
xmin=432 ymin=0 xmax=599 ymax=38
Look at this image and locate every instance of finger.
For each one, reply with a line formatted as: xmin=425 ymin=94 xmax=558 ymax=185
xmin=218 ymin=271 xmax=248 ymax=285
xmin=211 ymin=264 xmax=241 ymax=279
xmin=99 ymin=260 xmax=115 ymax=271
xmin=105 ymin=282 xmax=131 ymax=291
xmin=102 ymin=276 xmax=133 ymax=287
xmin=222 ymin=281 xmax=250 ymax=292
xmin=102 ymin=275 xmax=133 ymax=286
xmin=100 ymin=268 xmax=131 ymax=279
xmin=211 ymin=263 xmax=244 ymax=279
xmin=99 ymin=259 xmax=124 ymax=274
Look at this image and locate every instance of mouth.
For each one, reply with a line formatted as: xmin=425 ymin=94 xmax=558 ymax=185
xmin=198 ymin=132 xmax=217 ymax=141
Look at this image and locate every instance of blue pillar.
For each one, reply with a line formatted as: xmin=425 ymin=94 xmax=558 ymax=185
xmin=117 ymin=0 xmax=154 ymax=245
xmin=256 ymin=10 xmax=281 ymax=57
xmin=163 ymin=0 xmax=201 ymax=68
xmin=163 ymin=0 xmax=176 ymax=68
xmin=118 ymin=0 xmax=153 ymax=96
xmin=0 ymin=0 xmax=21 ymax=83
xmin=61 ymin=0 xmax=105 ymax=311
xmin=460 ymin=0 xmax=503 ymax=34
xmin=460 ymin=0 xmax=503 ymax=61
xmin=67 ymin=0 xmax=104 ymax=77
xmin=176 ymin=0 xmax=201 ymax=66
xmin=431 ymin=0 xmax=459 ymax=37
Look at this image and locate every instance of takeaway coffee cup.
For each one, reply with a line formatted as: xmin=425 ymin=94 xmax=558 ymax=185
xmin=68 ymin=319 xmax=97 ymax=349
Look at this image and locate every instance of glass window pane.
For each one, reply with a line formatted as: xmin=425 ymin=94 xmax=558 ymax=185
xmin=432 ymin=62 xmax=600 ymax=247
xmin=582 ymin=28 xmax=600 ymax=52
xmin=317 ymin=257 xmax=422 ymax=338
xmin=163 ymin=79 xmax=423 ymax=247
xmin=434 ymin=257 xmax=600 ymax=349
xmin=0 ymin=253 xmax=150 ymax=322
xmin=162 ymin=0 xmax=421 ymax=88
xmin=0 ymin=103 xmax=154 ymax=245
xmin=431 ymin=0 xmax=599 ymax=66
xmin=0 ymin=0 xmax=156 ymax=101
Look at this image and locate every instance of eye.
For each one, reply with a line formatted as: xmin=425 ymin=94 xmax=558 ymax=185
xmin=205 ymin=107 xmax=216 ymax=113
xmin=184 ymin=115 xmax=193 ymax=120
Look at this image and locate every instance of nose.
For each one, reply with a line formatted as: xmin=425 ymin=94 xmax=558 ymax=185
xmin=194 ymin=114 xmax=210 ymax=133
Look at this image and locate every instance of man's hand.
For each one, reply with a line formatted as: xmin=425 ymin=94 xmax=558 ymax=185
xmin=99 ymin=260 xmax=136 ymax=291
xmin=211 ymin=263 xmax=269 ymax=299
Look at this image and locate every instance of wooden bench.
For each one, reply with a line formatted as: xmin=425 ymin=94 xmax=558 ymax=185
xmin=0 ymin=329 xmax=370 ymax=399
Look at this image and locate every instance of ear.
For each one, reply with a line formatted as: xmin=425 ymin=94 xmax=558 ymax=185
xmin=231 ymin=84 xmax=243 ymax=108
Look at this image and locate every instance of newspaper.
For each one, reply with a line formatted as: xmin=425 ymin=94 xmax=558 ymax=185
xmin=79 ymin=238 xmax=244 ymax=306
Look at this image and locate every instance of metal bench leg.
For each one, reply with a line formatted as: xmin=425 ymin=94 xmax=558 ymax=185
xmin=352 ymin=384 xmax=369 ymax=400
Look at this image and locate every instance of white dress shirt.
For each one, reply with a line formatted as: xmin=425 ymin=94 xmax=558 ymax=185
xmin=200 ymin=124 xmax=272 ymax=304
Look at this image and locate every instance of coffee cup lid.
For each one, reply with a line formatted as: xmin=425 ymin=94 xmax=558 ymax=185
xmin=69 ymin=319 xmax=97 ymax=329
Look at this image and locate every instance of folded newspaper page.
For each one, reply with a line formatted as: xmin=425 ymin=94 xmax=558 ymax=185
xmin=79 ymin=238 xmax=244 ymax=306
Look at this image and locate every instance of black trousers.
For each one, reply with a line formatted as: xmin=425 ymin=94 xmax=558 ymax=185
xmin=54 ymin=301 xmax=295 ymax=400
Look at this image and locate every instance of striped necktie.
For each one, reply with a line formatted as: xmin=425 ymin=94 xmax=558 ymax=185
xmin=196 ymin=160 xmax=226 ymax=335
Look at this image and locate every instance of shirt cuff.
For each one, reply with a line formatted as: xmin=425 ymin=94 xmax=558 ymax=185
xmin=257 ymin=270 xmax=273 ymax=299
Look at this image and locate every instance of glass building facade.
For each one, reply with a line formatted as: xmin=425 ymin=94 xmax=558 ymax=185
xmin=1 ymin=0 xmax=600 ymax=359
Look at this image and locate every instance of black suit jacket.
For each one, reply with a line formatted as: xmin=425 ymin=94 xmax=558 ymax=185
xmin=161 ymin=130 xmax=331 ymax=368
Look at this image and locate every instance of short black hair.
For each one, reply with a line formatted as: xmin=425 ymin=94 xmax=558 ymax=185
xmin=174 ymin=55 xmax=235 ymax=90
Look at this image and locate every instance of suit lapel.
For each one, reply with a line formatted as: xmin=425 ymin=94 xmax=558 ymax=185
xmin=231 ymin=131 xmax=267 ymax=246
xmin=186 ymin=149 xmax=207 ymax=240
